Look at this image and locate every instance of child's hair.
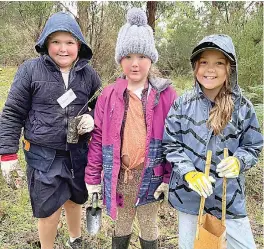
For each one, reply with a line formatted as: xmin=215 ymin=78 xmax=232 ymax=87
xmin=148 ymin=65 xmax=163 ymax=78
xmin=194 ymin=56 xmax=234 ymax=135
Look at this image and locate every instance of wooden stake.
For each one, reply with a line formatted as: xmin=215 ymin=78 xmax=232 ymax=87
xmin=195 ymin=150 xmax=212 ymax=239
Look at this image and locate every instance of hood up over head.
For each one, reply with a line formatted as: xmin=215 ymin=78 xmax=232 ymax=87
xmin=191 ymin=34 xmax=238 ymax=90
xmin=35 ymin=11 xmax=92 ymax=60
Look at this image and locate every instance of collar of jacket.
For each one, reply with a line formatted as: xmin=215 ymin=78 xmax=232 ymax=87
xmin=42 ymin=54 xmax=88 ymax=72
xmin=149 ymin=76 xmax=172 ymax=92
xmin=115 ymin=75 xmax=172 ymax=98
xmin=114 ymin=78 xmax=128 ymax=100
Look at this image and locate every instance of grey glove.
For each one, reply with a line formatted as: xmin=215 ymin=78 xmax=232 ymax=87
xmin=1 ymin=159 xmax=24 ymax=189
xmin=86 ymin=184 xmax=102 ymax=207
xmin=154 ymin=182 xmax=169 ymax=208
xmin=77 ymin=114 xmax=94 ymax=135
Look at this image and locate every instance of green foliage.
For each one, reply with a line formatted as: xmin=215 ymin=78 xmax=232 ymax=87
xmin=242 ymin=85 xmax=264 ymax=105
xmin=171 ymin=75 xmax=193 ymax=96
xmin=0 ymin=2 xmax=61 ymax=65
xmin=234 ymin=6 xmax=263 ymax=104
xmin=208 ymin=2 xmax=263 ymax=105
xmin=156 ymin=2 xmax=203 ymax=76
xmin=156 ymin=2 xmax=262 ymax=105
xmin=254 ymin=103 xmax=264 ymax=128
xmin=85 ymin=2 xmax=128 ymax=81
xmin=0 ymin=67 xmax=17 ymax=110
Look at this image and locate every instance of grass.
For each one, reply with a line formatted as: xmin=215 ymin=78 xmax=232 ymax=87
xmin=0 ymin=67 xmax=263 ymax=248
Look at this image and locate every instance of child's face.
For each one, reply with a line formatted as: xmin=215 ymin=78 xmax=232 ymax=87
xmin=196 ymin=49 xmax=228 ymax=101
xmin=47 ymin=31 xmax=80 ymax=71
xmin=120 ymin=54 xmax=151 ymax=85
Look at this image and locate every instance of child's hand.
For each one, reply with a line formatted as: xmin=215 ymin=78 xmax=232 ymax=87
xmin=185 ymin=171 xmax=215 ymax=198
xmin=77 ymin=114 xmax=94 ymax=135
xmin=216 ymin=156 xmax=240 ymax=178
xmin=86 ymin=183 xmax=102 ymax=207
xmin=154 ymin=182 xmax=169 ymax=208
xmin=1 ymin=154 xmax=24 ymax=189
xmin=86 ymin=183 xmax=102 ymax=197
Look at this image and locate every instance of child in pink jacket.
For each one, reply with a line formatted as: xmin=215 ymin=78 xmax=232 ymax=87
xmin=85 ymin=8 xmax=177 ymax=249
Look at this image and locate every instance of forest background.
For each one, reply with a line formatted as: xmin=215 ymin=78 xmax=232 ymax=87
xmin=0 ymin=1 xmax=263 ymax=249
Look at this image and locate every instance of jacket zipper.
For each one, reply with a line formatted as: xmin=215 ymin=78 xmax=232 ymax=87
xmin=61 ymin=71 xmax=74 ymax=176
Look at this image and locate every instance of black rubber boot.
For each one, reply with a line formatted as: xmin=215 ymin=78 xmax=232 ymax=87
xmin=139 ymin=237 xmax=158 ymax=249
xmin=112 ymin=234 xmax=131 ymax=249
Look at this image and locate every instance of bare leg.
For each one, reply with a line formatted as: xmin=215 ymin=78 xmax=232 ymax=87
xmin=38 ymin=207 xmax=62 ymax=249
xmin=64 ymin=200 xmax=82 ymax=238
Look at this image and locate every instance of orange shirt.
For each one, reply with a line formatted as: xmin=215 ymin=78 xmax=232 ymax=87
xmin=121 ymin=90 xmax=146 ymax=182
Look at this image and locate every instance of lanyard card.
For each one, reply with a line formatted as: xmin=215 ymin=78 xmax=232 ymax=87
xmin=57 ymin=88 xmax=77 ymax=108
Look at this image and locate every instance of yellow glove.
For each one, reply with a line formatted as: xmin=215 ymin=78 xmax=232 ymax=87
xmin=185 ymin=171 xmax=215 ymax=198
xmin=216 ymin=156 xmax=240 ymax=178
xmin=154 ymin=182 xmax=169 ymax=208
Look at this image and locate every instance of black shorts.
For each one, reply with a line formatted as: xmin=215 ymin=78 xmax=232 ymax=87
xmin=26 ymin=150 xmax=88 ymax=218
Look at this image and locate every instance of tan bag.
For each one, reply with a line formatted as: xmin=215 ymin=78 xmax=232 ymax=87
xmin=193 ymin=149 xmax=228 ymax=249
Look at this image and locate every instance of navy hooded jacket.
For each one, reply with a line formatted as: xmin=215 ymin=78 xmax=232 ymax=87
xmin=0 ymin=12 xmax=101 ymax=154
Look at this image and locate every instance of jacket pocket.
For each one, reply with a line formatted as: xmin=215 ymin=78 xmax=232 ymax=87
xmin=23 ymin=141 xmax=56 ymax=172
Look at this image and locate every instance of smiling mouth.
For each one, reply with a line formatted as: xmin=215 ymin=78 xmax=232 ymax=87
xmin=204 ymin=76 xmax=216 ymax=79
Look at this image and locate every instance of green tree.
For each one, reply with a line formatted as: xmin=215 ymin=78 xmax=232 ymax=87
xmin=0 ymin=1 xmax=60 ymax=65
xmin=156 ymin=2 xmax=203 ymax=76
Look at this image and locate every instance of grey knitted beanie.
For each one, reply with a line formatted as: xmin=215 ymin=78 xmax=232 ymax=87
xmin=115 ymin=8 xmax=158 ymax=64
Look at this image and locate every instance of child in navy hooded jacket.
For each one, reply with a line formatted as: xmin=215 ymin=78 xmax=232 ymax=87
xmin=0 ymin=12 xmax=101 ymax=248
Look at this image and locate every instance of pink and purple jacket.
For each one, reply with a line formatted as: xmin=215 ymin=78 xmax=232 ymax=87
xmin=85 ymin=77 xmax=177 ymax=219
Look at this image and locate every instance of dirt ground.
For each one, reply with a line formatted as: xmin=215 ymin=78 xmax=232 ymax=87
xmin=26 ymin=200 xmax=263 ymax=249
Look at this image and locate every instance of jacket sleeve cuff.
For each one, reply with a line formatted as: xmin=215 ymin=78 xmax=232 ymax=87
xmin=84 ymin=165 xmax=102 ymax=184
xmin=163 ymin=176 xmax=170 ymax=184
xmin=177 ymin=165 xmax=196 ymax=181
xmin=1 ymin=154 xmax=18 ymax=161
xmin=235 ymin=156 xmax=246 ymax=172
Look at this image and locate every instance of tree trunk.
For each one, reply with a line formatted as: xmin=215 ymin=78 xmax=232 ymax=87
xmin=77 ymin=2 xmax=90 ymax=38
xmin=146 ymin=1 xmax=157 ymax=32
